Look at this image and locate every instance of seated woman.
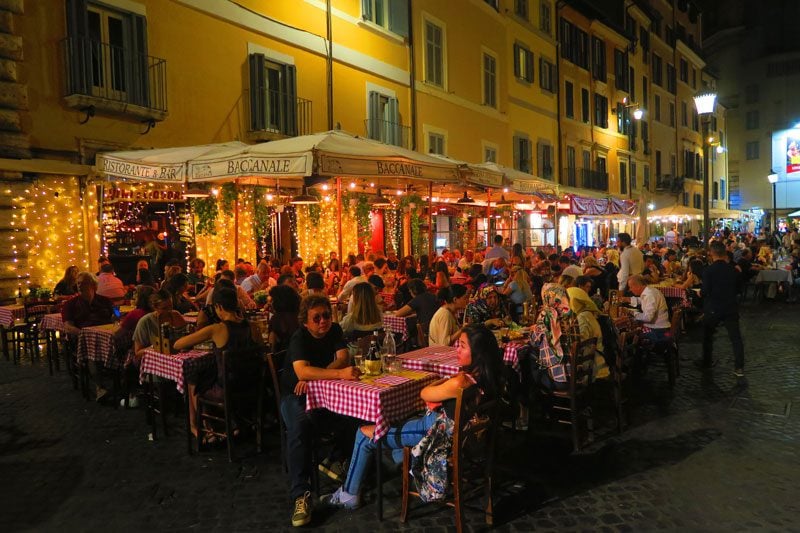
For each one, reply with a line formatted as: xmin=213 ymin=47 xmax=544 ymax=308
xmin=132 ymin=289 xmax=188 ymax=364
xmin=677 ymin=259 xmax=704 ymax=308
xmin=164 ymin=273 xmax=197 ymax=314
xmin=530 ymin=283 xmax=580 ymax=391
xmin=339 ymin=282 xmax=383 ymax=340
xmin=642 ymin=255 xmax=663 ymax=284
xmin=114 ymin=285 xmax=155 ymax=407
xmin=566 ymin=284 xmax=609 ymax=380
xmin=434 ymin=260 xmax=450 ymax=290
xmin=268 ymin=284 xmax=301 ymax=352
xmin=394 ymin=279 xmax=438 ymax=333
xmin=320 ymin=323 xmax=504 ymax=509
xmin=582 ymin=256 xmax=607 ymax=298
xmin=497 ymin=264 xmax=533 ymax=323
xmin=428 ymin=285 xmax=469 ymax=346
xmin=174 ymin=287 xmax=260 ymax=439
xmin=465 ymin=286 xmax=508 ymax=328
xmin=54 ymin=265 xmax=79 ymax=299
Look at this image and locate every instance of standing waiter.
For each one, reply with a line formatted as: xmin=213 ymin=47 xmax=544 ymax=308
xmin=701 ymin=241 xmax=745 ymax=378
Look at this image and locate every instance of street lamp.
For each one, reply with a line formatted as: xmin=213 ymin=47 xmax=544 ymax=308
xmin=694 ymin=91 xmax=717 ymax=246
xmin=767 ymin=173 xmax=778 ymax=231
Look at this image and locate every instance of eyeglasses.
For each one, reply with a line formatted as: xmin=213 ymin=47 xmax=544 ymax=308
xmin=311 ymin=311 xmax=332 ymax=323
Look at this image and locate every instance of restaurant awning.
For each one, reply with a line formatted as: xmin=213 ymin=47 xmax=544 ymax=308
xmin=472 ymin=162 xmax=559 ymax=202
xmin=709 ymin=208 xmax=750 ymax=219
xmin=186 ymin=130 xmax=461 ymax=184
xmin=647 ymin=205 xmax=704 ymax=220
xmin=96 ymin=141 xmax=248 ymax=183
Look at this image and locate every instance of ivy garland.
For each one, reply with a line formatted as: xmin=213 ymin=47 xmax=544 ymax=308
xmin=399 ymin=194 xmax=424 ymax=254
xmin=193 ymin=197 xmax=218 ymax=236
xmin=354 ymin=193 xmax=372 ymax=239
xmin=252 ymin=187 xmax=271 ymax=241
xmin=308 ymin=188 xmax=322 ymax=225
xmin=219 ymin=182 xmax=239 ymax=217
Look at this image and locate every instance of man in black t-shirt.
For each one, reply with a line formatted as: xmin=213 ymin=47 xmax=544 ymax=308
xmin=280 ymin=295 xmax=360 ymax=528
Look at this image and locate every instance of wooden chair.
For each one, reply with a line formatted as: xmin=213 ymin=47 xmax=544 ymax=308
xmin=400 ymin=385 xmax=498 ymax=532
xmin=416 ymin=322 xmax=429 ymax=348
xmin=259 ymin=348 xmax=287 ymax=463
xmin=665 ymin=308 xmax=683 ymax=386
xmin=549 ymin=337 xmax=598 ymax=452
xmin=613 ymin=329 xmax=639 ymax=434
xmin=195 ymin=345 xmax=264 ymax=462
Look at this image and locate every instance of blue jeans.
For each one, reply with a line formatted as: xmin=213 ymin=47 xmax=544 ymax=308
xmin=343 ymin=410 xmax=438 ymax=495
xmin=643 ymin=327 xmax=670 ymax=344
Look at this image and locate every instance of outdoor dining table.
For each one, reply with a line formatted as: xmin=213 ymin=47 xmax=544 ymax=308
xmin=754 ymin=269 xmax=794 ymax=299
xmin=139 ymin=347 xmax=216 ymax=451
xmin=652 ymin=282 xmax=691 ymax=308
xmin=382 ymin=313 xmax=414 ymax=342
xmin=305 ymin=368 xmax=439 ymax=520
xmin=397 ymin=345 xmax=460 ymax=376
xmin=76 ymin=323 xmax=123 ymax=370
xmin=0 ymin=304 xmax=24 ymax=327
xmin=40 ymin=313 xmax=66 ymax=373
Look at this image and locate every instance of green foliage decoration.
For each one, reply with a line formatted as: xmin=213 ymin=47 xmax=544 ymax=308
xmin=355 ymin=193 xmax=372 ymax=239
xmin=219 ymin=182 xmax=239 ymax=216
xmin=193 ymin=197 xmax=218 ymax=236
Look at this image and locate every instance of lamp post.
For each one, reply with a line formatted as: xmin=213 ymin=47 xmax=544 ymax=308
xmin=767 ymin=173 xmax=778 ymax=231
xmin=693 ymin=92 xmax=717 ymax=246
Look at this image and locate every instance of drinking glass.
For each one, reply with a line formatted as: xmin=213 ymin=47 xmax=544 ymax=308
xmin=383 ymin=354 xmax=396 ymax=373
xmin=354 ymin=354 xmax=364 ymax=373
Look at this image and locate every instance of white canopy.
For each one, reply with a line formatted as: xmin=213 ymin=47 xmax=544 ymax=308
xmin=647 ymin=205 xmax=704 ymax=220
xmin=187 ymin=130 xmax=461 ymax=184
xmin=709 ymin=208 xmax=750 ymax=219
xmin=788 ymin=209 xmax=800 ymax=217
xmin=472 ymin=162 xmax=558 ymax=200
xmin=96 ymin=141 xmax=248 ymax=183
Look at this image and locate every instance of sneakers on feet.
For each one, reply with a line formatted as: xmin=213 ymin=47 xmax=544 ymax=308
xmin=318 ymin=458 xmax=346 ymax=483
xmin=319 ymin=487 xmax=360 ymax=510
xmin=291 ymin=491 xmax=312 ymax=527
xmin=120 ymin=396 xmax=140 ymax=408
xmin=733 ymin=368 xmax=745 ymax=378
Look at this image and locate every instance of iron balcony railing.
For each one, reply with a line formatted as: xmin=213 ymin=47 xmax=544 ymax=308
xmin=61 ymin=36 xmax=167 ymax=113
xmin=246 ymin=88 xmax=312 ymax=137
xmin=561 ymin=167 xmax=577 ymax=187
xmin=580 ymin=168 xmax=609 ymax=191
xmin=364 ymin=118 xmax=411 ymax=148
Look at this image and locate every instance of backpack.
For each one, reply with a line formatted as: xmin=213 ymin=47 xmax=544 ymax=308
xmin=410 ymin=409 xmax=454 ymax=502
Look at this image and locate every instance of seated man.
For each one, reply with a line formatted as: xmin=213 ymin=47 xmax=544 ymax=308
xmin=619 ymin=274 xmax=670 ymax=342
xmin=280 ymin=295 xmax=361 ymax=527
xmin=62 ymin=271 xmax=115 ymax=400
xmin=240 ymin=260 xmax=275 ymax=295
xmin=96 ymin=263 xmax=127 ymax=302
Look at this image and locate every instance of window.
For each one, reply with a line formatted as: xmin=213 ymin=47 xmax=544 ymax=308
xmin=361 ymin=0 xmax=409 ymax=35
xmin=679 ymin=58 xmax=688 ymax=82
xmin=631 ymin=161 xmax=637 ymax=190
xmin=594 ymin=94 xmax=608 ymax=128
xmin=654 ymin=94 xmax=661 ymax=121
xmin=745 ymin=84 xmax=759 ymax=104
xmin=514 ymin=43 xmax=534 ymax=83
xmin=712 ymin=181 xmax=719 ymax=200
xmin=539 ymin=58 xmax=555 ymax=92
xmin=670 ymin=153 xmax=677 ymax=178
xmin=592 ymin=37 xmax=606 ymax=81
xmin=655 ymin=149 xmax=662 ymax=177
xmin=651 ymin=16 xmax=661 ymax=38
xmin=515 ymin=0 xmax=529 ymax=20
xmin=652 ymin=54 xmax=663 ymax=86
xmin=614 ymin=49 xmax=628 ymax=91
xmin=367 ymin=90 xmax=402 ymax=145
xmin=537 ymin=142 xmax=554 ymax=179
xmin=428 ymin=131 xmax=445 ymax=155
xmin=666 ymin=63 xmax=676 ymax=94
xmin=581 ymin=88 xmax=590 ymax=123
xmin=684 ymin=149 xmax=694 ymax=178
xmin=640 ymin=27 xmax=650 ymax=63
xmin=666 ymin=25 xmax=675 ymax=46
xmin=630 ymin=67 xmax=636 ymax=100
xmin=482 ymin=53 xmax=497 ymax=107
xmin=66 ymin=1 xmax=155 ymax=110
xmin=644 ymin=165 xmax=650 ymax=190
xmin=746 ymin=141 xmax=760 ymax=160
xmin=539 ymin=1 xmax=551 ymax=33
xmin=249 ymin=54 xmax=298 ymax=135
xmin=513 ymin=135 xmax=533 ymax=173
xmin=746 ymin=110 xmax=759 ymax=129
xmin=642 ymin=76 xmax=648 ymax=109
xmin=620 ymin=160 xmax=628 ymax=195
xmin=692 ymin=108 xmax=699 ymax=132
xmin=484 ymin=0 xmax=499 ymax=10
xmin=566 ymin=145 xmax=576 ymax=186
xmin=582 ymin=150 xmax=591 ymax=180
xmin=720 ymin=178 xmax=726 ymax=199
xmin=424 ymin=20 xmax=444 ymax=87
xmin=483 ymin=144 xmax=497 ymax=163
xmin=681 ymin=101 xmax=687 ymax=127
xmin=682 ymin=191 xmax=689 ymax=206
xmin=669 ymin=102 xmax=675 ymax=126
xmin=691 ymin=67 xmax=696 ymax=88
xmin=560 ymin=18 xmax=589 ymax=69
xmin=565 ymin=80 xmax=574 ymax=118
xmin=693 ymin=193 xmax=702 ymax=209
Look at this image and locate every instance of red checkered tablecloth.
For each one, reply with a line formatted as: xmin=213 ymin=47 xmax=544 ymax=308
xmin=383 ymin=313 xmax=413 ymax=341
xmin=77 ymin=324 xmax=123 ymax=370
xmin=305 ymin=369 xmax=438 ymax=440
xmin=0 ymin=305 xmax=24 ymax=327
xmin=653 ymin=285 xmax=691 ymax=308
xmin=139 ymin=348 xmax=215 ymax=394
xmin=379 ymin=291 xmax=396 ymax=309
xmin=398 ymin=346 xmax=460 ymax=377
xmin=503 ymin=341 xmax=528 ymax=372
xmin=41 ymin=313 xmax=65 ymax=332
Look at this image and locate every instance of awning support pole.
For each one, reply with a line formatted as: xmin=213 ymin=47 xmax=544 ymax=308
xmin=337 ymin=177 xmax=343 ymax=268
xmin=428 ymin=182 xmax=433 ymax=258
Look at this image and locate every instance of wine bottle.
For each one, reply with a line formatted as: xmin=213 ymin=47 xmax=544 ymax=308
xmin=364 ymin=337 xmax=381 ymax=376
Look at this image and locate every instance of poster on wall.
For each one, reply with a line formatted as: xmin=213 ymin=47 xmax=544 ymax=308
xmin=787 ymin=136 xmax=800 ymax=173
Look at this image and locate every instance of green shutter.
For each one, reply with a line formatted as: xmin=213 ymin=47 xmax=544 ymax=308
xmin=388 ymin=0 xmax=409 ymax=37
xmin=361 ymin=0 xmax=372 ymax=20
xmin=249 ymin=53 xmax=266 ymax=131
xmin=65 ymin=0 xmax=90 ymax=95
xmin=283 ymin=64 xmax=297 ymax=136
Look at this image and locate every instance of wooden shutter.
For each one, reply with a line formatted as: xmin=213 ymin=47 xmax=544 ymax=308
xmin=249 ymin=53 xmax=266 ymax=131
xmin=283 ymin=64 xmax=297 ymax=136
xmin=513 ymin=135 xmax=520 ymax=170
xmin=536 ymin=142 xmax=544 ymax=177
xmin=525 ymin=49 xmax=534 ymax=82
xmin=513 ymin=44 xmax=521 ymax=78
xmin=387 ymin=96 xmax=400 ymax=146
xmin=361 ymin=0 xmax=372 ymax=20
xmin=368 ymin=91 xmax=381 ymax=140
xmin=129 ymin=14 xmax=150 ymax=108
xmin=388 ymin=0 xmax=409 ymax=37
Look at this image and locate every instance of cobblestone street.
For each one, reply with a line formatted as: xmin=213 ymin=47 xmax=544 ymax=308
xmin=1 ymin=300 xmax=798 ymax=532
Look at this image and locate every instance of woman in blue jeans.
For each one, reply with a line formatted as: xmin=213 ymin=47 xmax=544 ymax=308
xmin=320 ymin=323 xmax=504 ymax=509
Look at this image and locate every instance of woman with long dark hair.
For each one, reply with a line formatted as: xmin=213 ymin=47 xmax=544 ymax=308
xmin=321 ymin=323 xmax=504 ymax=509
xmin=428 ymin=284 xmax=469 ymax=346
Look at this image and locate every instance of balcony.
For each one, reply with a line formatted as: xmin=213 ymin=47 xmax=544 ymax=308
xmin=561 ymin=167 xmax=577 ymax=187
xmin=246 ymin=89 xmax=313 ymax=141
xmin=580 ymin=168 xmax=608 ymax=192
xmin=61 ymin=37 xmax=167 ymax=121
xmin=364 ymin=118 xmax=411 ymax=148
xmin=656 ymin=174 xmax=685 ymax=193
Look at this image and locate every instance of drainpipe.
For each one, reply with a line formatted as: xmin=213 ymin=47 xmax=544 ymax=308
xmin=408 ymin=0 xmax=417 ymax=150
xmin=326 ymin=0 xmax=334 ymax=130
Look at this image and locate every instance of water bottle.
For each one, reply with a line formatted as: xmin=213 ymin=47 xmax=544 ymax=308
xmin=383 ymin=329 xmax=396 ymax=357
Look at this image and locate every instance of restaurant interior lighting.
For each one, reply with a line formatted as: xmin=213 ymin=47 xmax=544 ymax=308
xmin=183 ymin=187 xmax=210 ymax=199
xmin=456 ymin=191 xmax=475 ymax=204
xmin=370 ymin=188 xmax=392 ymax=207
xmin=289 ymin=186 xmax=320 ymax=205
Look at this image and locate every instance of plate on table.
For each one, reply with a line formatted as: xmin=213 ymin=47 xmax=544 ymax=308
xmin=194 ymin=341 xmax=214 ymax=351
xmin=184 ymin=311 xmax=199 ymax=317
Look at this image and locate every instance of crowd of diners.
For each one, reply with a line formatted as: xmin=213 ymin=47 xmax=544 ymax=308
xmin=47 ymin=223 xmax=798 ymax=528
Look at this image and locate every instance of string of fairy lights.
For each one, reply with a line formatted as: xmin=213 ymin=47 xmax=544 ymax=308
xmin=294 ymin=198 xmax=359 ymax=263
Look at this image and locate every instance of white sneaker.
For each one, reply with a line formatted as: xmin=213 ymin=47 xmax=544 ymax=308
xmin=120 ymin=396 xmax=140 ymax=408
